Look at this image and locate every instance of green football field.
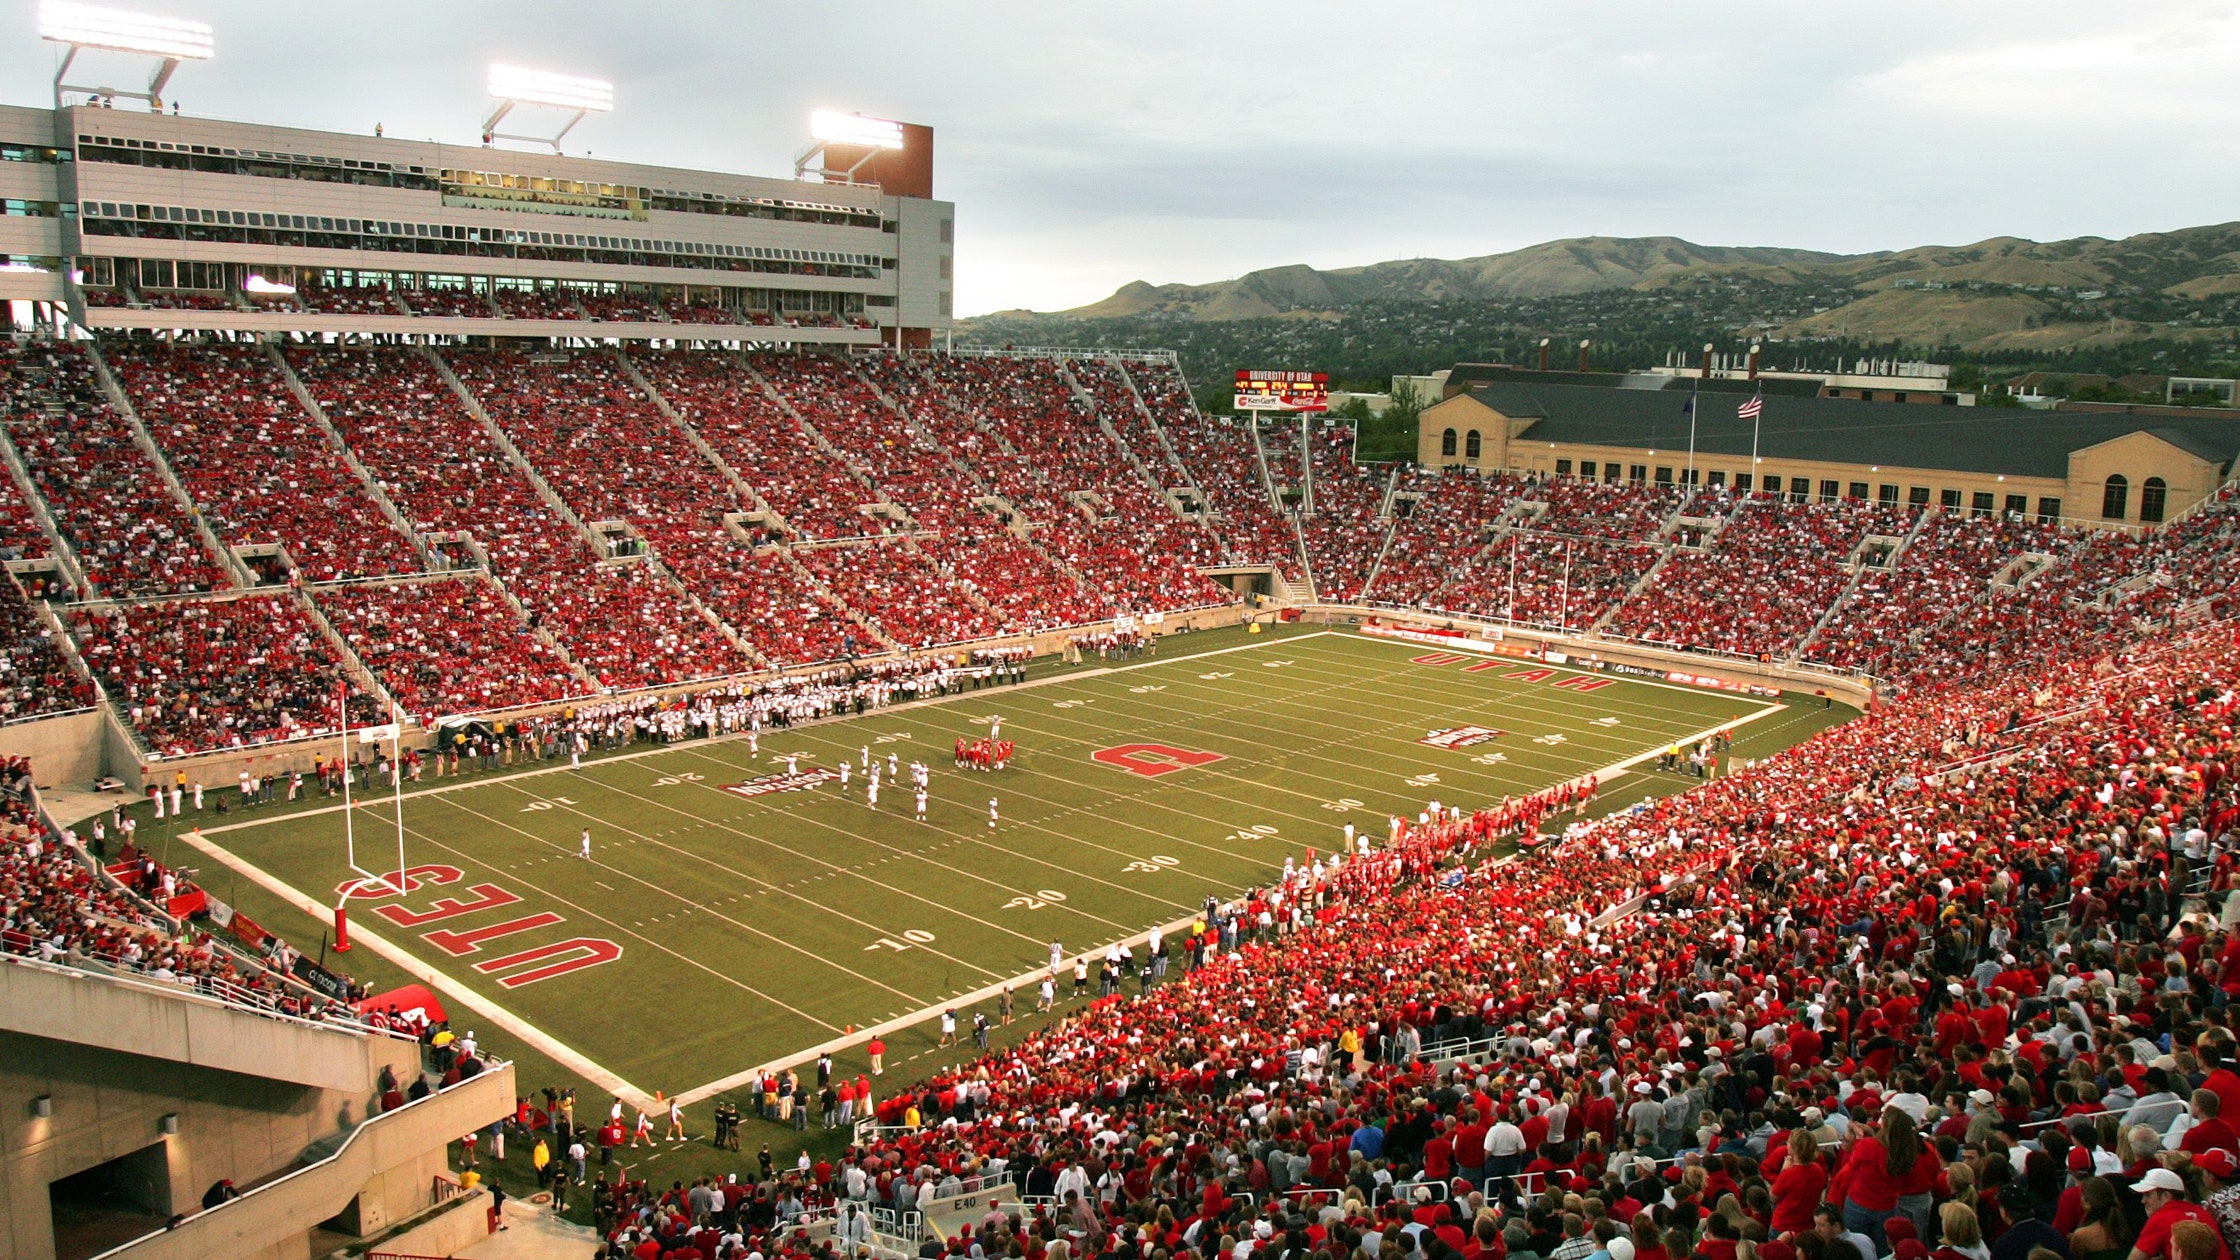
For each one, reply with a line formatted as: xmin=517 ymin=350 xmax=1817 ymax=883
xmin=159 ymin=624 xmax=1843 ymax=1107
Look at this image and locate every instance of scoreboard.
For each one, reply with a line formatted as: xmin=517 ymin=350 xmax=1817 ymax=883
xmin=1233 ymin=369 xmax=1329 ymax=413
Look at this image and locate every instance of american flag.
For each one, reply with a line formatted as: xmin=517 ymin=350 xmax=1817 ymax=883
xmin=1737 ymin=395 xmax=1764 ymax=420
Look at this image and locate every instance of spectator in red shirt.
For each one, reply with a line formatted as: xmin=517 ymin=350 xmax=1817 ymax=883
xmin=1773 ymin=1130 xmax=1831 ymax=1237
xmin=2130 ymin=1167 xmax=2229 ymax=1260
xmin=2183 ymin=1091 xmax=2240 ymax=1160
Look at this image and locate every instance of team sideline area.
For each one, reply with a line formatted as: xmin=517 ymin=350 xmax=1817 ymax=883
xmin=148 ymin=625 xmax=1841 ymax=1100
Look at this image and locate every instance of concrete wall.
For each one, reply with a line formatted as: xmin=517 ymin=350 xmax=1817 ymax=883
xmin=0 ymin=959 xmax=433 ymax=1260
xmin=360 ymin=1187 xmax=493 ymax=1260
xmin=1300 ymin=606 xmax=1877 ymax=709
xmin=0 ymin=958 xmax=418 ymax=1094
xmin=76 ymin=1065 xmax=511 ymax=1260
xmin=0 ymin=709 xmax=117 ymax=792
xmin=1 ymin=1029 xmax=338 ymax=1260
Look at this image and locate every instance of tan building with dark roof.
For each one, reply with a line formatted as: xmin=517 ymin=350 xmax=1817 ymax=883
xmin=1419 ymin=378 xmax=2240 ymax=529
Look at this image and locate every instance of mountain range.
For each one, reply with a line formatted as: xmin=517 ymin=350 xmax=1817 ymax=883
xmin=975 ymin=225 xmax=2240 ymax=353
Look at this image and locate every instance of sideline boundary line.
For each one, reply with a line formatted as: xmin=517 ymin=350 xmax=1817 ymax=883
xmin=670 ymin=701 xmax=1787 ymax=1108
xmin=169 ymin=826 xmax=652 ymax=1109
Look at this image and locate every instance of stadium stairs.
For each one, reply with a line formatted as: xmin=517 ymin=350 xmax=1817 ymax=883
xmin=3 ymin=952 xmax=511 ymax=1260
xmin=78 ymin=345 xmax=255 ymax=591
xmin=265 ymin=346 xmax=439 ymax=575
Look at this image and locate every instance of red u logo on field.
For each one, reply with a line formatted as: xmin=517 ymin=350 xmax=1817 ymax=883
xmin=1091 ymin=743 xmax=1227 ymax=778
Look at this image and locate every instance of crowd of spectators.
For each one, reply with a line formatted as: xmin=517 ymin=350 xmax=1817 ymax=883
xmin=0 ymin=577 xmax=94 ymax=720
xmin=1 ymin=759 xmax=379 ymax=1029
xmin=596 ymin=606 xmax=2240 ymax=1260
xmin=576 ymin=291 xmax=662 ymax=323
xmin=1076 ymin=360 xmax=1190 ymax=484
xmin=633 ymin=349 xmax=879 ymax=541
xmin=1365 ymin=468 xmax=1530 ymax=606
xmin=1610 ymin=497 xmax=1913 ymax=659
xmin=130 ymin=290 xmax=237 ymax=312
xmin=876 ymin=353 xmax=1228 ymax=615
xmin=294 ymin=282 xmax=401 ymax=316
xmin=665 ymin=296 xmax=744 ymax=326
xmin=23 ymin=341 xmax=2240 ymax=758
xmin=288 ymin=347 xmax=746 ymax=691
xmin=1300 ymin=425 xmax=1395 ymax=603
xmin=1433 ymin=534 xmax=1662 ymax=631
xmin=1807 ymin=514 xmax=2085 ymax=678
xmin=795 ymin=541 xmax=1006 ymax=650
xmin=445 ymin=349 xmax=779 ymax=671
xmin=109 ymin=342 xmax=421 ymax=582
xmin=399 ymin=286 xmax=499 ymax=318
xmin=636 ymin=347 xmax=878 ymax=540
xmin=72 ymin=593 xmax=385 ymax=756
xmin=313 ymin=578 xmax=586 ymax=723
xmin=2 ymin=343 xmax=232 ymax=596
xmin=494 ymin=288 xmax=591 ymax=321
xmin=1126 ymin=360 xmax=1303 ymax=580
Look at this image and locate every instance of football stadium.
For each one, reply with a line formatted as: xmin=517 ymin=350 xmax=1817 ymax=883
xmin=3 ymin=7 xmax=2240 ymax=1260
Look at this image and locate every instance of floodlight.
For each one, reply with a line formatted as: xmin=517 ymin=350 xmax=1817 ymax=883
xmin=242 ymin=274 xmax=295 ymax=296
xmin=489 ymin=64 xmax=613 ymax=113
xmin=482 ymin=64 xmax=612 ymax=152
xmin=810 ymin=110 xmax=905 ymax=151
xmin=39 ymin=2 xmax=211 ymax=60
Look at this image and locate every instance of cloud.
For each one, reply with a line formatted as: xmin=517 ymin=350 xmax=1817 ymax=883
xmin=5 ymin=1 xmax=2237 ymax=314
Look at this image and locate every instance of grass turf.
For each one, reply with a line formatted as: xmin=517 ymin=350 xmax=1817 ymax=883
xmin=124 ymin=622 xmax=1853 ymax=1210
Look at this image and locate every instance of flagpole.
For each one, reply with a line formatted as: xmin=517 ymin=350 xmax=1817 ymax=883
xmin=1687 ymin=380 xmax=1699 ymax=501
xmin=1749 ymin=388 xmax=1764 ymax=496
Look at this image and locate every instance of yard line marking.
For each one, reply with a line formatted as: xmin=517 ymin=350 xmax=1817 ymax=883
xmin=181 ymin=628 xmax=1342 ymax=844
xmin=431 ymin=794 xmax=931 ymax=1004
xmin=675 ymin=703 xmax=1796 ymax=1106
xmin=566 ymin=765 xmax=1168 ymax=942
xmin=768 ymin=644 xmax=1743 ymax=851
xmin=165 ymin=826 xmax=651 ymax=1110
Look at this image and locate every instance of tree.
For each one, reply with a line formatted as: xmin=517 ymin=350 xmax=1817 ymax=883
xmin=1356 ymin=378 xmax=1430 ymax=463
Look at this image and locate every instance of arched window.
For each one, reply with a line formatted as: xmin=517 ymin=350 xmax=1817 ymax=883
xmin=2102 ymin=474 xmax=2129 ymax=520
xmin=2139 ymin=476 xmax=2167 ymax=523
xmin=1441 ymin=428 xmax=1457 ymax=457
xmin=1465 ymin=429 xmax=1482 ymax=459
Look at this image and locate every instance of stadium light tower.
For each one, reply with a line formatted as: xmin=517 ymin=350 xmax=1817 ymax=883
xmin=796 ymin=109 xmax=905 ymax=184
xmin=483 ymin=63 xmax=613 ymax=153
xmin=39 ymin=1 xmax=212 ymax=110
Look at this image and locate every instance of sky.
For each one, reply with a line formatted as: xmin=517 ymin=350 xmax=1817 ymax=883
xmin=9 ymin=1 xmax=2239 ymax=316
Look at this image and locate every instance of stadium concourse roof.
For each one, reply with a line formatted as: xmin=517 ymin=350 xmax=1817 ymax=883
xmin=1456 ymin=378 xmax=2240 ymax=479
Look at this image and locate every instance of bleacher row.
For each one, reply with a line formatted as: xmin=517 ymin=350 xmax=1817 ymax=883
xmin=0 ymin=337 xmax=2236 ymax=758
xmin=105 ymin=280 xmax=877 ymax=330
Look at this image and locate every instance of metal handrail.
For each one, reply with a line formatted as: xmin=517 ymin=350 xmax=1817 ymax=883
xmin=0 ymin=946 xmax=398 ymax=1039
xmin=84 ymin=1058 xmax=511 ymax=1260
